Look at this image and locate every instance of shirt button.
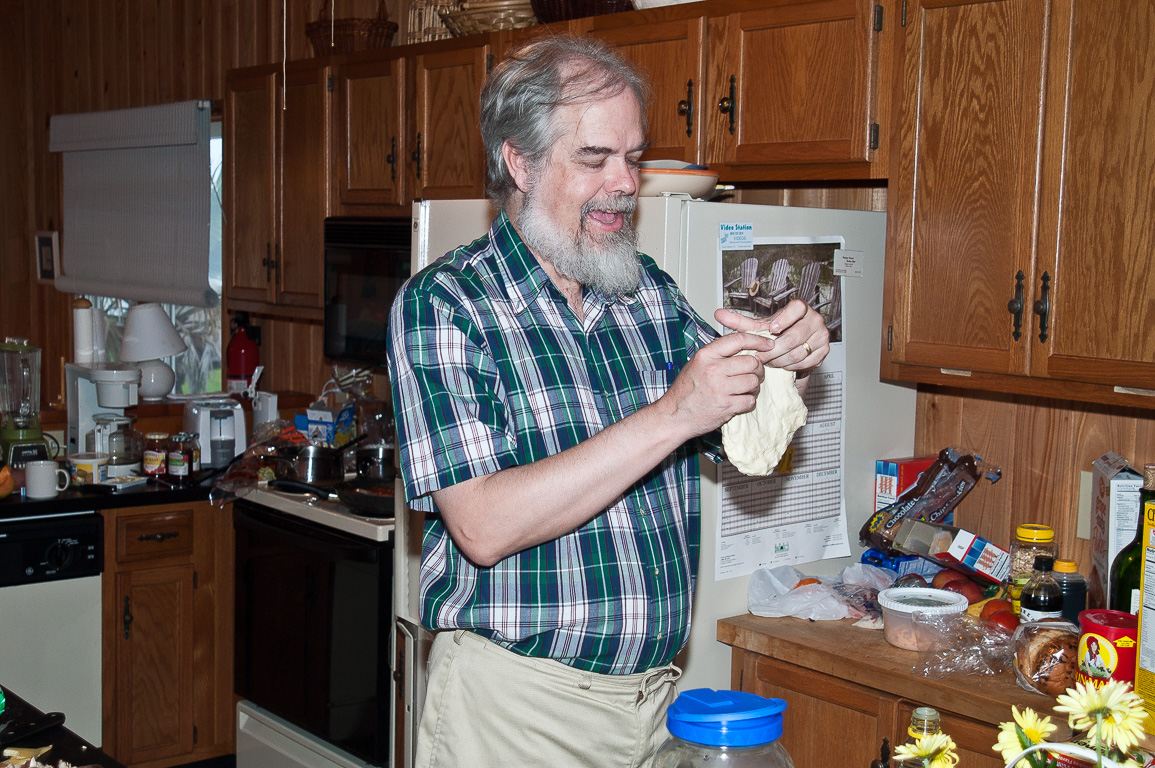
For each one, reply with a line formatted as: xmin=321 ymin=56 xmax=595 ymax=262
xmin=653 ymin=567 xmax=660 ymax=577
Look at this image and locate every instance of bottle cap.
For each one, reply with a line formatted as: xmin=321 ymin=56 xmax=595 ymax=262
xmin=1054 ymin=559 xmax=1078 ymax=573
xmin=666 ymin=688 xmax=786 ymax=747
xmin=1033 ymin=554 xmax=1054 ymax=572
xmin=1016 ymin=523 xmax=1055 ymax=543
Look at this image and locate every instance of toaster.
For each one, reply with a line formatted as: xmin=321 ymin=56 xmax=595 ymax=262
xmin=184 ymin=397 xmax=247 ymax=469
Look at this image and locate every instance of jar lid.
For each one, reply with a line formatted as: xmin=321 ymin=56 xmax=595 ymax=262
xmin=1054 ymin=559 xmax=1078 ymax=573
xmin=666 ymin=689 xmax=786 ymax=747
xmin=145 ymin=432 xmax=169 ymax=439
xmin=1016 ymin=523 xmax=1055 ymax=543
xmin=877 ymin=587 xmax=969 ymax=616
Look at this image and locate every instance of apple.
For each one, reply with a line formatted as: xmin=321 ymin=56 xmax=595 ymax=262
xmin=893 ymin=573 xmax=928 ymax=589
xmin=987 ymin=609 xmax=1020 ymax=632
xmin=931 ymin=568 xmax=968 ymax=590
xmin=980 ymin=598 xmax=1014 ymax=620
xmin=941 ymin=577 xmax=985 ymax=604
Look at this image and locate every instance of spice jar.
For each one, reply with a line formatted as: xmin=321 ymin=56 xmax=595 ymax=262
xmin=1009 ymin=523 xmax=1056 ymax=613
xmin=143 ymin=432 xmax=169 ymax=478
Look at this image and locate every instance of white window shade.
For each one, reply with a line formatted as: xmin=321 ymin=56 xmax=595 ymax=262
xmin=49 ymin=100 xmax=216 ymax=307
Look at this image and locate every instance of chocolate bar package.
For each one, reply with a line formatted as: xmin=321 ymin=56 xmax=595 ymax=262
xmin=859 ymin=446 xmax=1002 ymax=555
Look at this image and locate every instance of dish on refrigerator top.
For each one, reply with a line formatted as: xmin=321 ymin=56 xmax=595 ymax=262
xmin=638 ymin=161 xmax=719 ymax=199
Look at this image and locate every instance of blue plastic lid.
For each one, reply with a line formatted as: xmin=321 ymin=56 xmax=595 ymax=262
xmin=666 ymin=688 xmax=787 ymax=747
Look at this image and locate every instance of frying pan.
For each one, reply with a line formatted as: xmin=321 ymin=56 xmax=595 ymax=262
xmin=268 ymin=477 xmax=395 ymax=517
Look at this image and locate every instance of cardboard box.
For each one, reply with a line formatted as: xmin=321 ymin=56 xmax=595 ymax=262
xmin=892 ymin=518 xmax=1011 ymax=584
xmin=1130 ymin=490 xmax=1155 ymax=729
xmin=1089 ymin=452 xmax=1143 ymax=608
xmin=875 ymin=455 xmax=937 ymax=511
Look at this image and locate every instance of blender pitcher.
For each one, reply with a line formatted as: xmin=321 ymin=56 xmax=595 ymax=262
xmin=0 ymin=337 xmax=51 ymax=467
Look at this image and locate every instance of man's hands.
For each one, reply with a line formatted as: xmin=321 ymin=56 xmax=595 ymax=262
xmin=715 ymin=299 xmax=831 ymax=371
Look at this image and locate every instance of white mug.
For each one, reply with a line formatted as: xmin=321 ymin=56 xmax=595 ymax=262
xmin=25 ymin=459 xmax=71 ymax=499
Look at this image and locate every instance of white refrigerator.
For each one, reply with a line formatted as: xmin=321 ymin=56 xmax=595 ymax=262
xmin=404 ymin=195 xmax=917 ymax=708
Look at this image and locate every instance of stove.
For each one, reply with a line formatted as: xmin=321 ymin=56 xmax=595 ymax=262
xmin=240 ymin=485 xmax=394 ymax=542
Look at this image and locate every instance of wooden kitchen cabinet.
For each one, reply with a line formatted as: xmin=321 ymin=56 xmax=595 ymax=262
xmin=719 ymin=614 xmax=1051 ymax=768
xmin=224 ymin=60 xmax=331 ymax=317
xmin=886 ymin=0 xmax=1155 ymax=406
xmin=102 ymin=500 xmax=234 ymax=768
xmin=336 ymin=53 xmax=407 ymax=208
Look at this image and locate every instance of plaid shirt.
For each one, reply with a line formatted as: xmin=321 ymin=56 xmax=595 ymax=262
xmin=387 ymin=211 xmax=719 ymax=675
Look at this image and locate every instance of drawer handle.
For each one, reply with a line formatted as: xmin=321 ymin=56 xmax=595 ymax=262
xmin=138 ymin=531 xmax=180 ymax=543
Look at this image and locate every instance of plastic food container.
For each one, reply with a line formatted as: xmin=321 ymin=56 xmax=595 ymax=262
xmin=655 ymin=688 xmax=794 ymax=768
xmin=878 ymin=587 xmax=969 ymax=650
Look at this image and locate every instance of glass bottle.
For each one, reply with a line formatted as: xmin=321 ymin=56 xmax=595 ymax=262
xmin=1109 ymin=463 xmax=1155 ymax=615
xmin=167 ymin=432 xmax=193 ymax=486
xmin=1009 ymin=524 xmax=1056 ymax=614
xmin=895 ymin=707 xmax=941 ymax=767
xmin=1052 ymin=559 xmax=1088 ymax=625
xmin=1020 ymin=555 xmax=1063 ymax=622
xmin=142 ymin=432 xmax=169 ymax=478
xmin=654 ymin=689 xmax=793 ymax=768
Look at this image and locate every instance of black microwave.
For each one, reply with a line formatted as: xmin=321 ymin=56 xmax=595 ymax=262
xmin=323 ymin=216 xmax=412 ymax=369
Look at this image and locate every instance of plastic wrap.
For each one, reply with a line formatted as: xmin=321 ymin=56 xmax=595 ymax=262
xmin=207 ymin=420 xmax=308 ymax=507
xmin=910 ymin=612 xmax=1015 ymax=678
xmin=748 ymin=563 xmax=894 ymax=622
xmin=1012 ymin=620 xmax=1080 ymax=696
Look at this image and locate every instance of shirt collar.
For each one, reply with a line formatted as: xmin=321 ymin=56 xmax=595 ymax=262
xmin=489 ymin=210 xmax=639 ymax=315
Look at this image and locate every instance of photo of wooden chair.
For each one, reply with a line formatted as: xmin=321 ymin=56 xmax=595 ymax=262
xmin=797 ymin=261 xmax=823 ymax=307
xmin=724 ymin=256 xmax=762 ymax=312
xmin=751 ymin=258 xmax=797 ymax=315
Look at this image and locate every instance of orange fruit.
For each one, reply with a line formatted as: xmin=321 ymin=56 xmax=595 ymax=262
xmin=796 ymin=577 xmax=822 ymax=587
xmin=0 ymin=465 xmax=13 ymax=499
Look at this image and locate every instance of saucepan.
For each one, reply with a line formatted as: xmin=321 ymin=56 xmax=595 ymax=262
xmin=268 ymin=477 xmax=396 ymax=517
xmin=269 ymin=434 xmax=369 ymax=486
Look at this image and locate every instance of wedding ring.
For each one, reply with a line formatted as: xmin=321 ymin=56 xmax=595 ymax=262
xmin=802 ymin=341 xmax=813 ymax=355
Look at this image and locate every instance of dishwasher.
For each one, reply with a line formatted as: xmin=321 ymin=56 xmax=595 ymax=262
xmin=0 ymin=510 xmax=103 ymax=745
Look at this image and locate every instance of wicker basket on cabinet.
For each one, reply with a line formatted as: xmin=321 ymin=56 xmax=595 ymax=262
xmin=306 ymin=0 xmax=399 ymax=56
xmin=529 ymin=0 xmax=632 ymax=23
xmin=439 ymin=0 xmax=538 ymax=36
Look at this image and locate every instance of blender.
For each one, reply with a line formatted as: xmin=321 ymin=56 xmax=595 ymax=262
xmin=0 ymin=337 xmax=51 ymax=467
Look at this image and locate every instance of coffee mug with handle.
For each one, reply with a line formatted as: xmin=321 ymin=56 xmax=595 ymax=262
xmin=25 ymin=459 xmax=70 ymax=499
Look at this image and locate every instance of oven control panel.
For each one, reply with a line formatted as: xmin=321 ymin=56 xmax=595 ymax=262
xmin=0 ymin=513 xmax=103 ymax=587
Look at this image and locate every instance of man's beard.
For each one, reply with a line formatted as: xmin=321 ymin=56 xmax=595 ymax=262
xmin=518 ymin=192 xmax=641 ymax=297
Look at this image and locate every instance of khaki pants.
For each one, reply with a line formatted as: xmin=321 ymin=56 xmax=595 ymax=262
xmin=416 ymin=630 xmax=681 ymax=768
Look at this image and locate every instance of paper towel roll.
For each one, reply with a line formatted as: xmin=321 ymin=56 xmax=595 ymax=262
xmin=90 ymin=306 xmax=107 ymax=362
xmin=73 ymin=299 xmax=93 ymax=364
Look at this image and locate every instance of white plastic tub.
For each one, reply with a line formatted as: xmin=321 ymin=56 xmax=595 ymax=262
xmin=877 ymin=587 xmax=969 ymax=650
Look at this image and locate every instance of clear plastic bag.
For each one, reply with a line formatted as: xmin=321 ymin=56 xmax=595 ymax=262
xmin=911 ymin=612 xmax=1015 ymax=678
xmin=207 ymin=419 xmax=308 ymax=507
xmin=1011 ymin=620 xmax=1080 ymax=696
xmin=748 ymin=563 xmax=894 ymax=622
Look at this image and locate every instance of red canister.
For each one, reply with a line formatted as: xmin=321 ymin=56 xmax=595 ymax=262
xmin=1077 ymin=609 xmax=1138 ymax=688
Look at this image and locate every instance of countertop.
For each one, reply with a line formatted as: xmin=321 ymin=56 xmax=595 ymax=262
xmin=0 ymin=685 xmax=124 ymax=768
xmin=0 ymin=477 xmax=212 ymax=520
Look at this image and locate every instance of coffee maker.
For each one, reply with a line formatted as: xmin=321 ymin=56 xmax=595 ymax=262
xmin=0 ymin=337 xmax=51 ymax=467
xmin=65 ymin=362 xmax=142 ymax=459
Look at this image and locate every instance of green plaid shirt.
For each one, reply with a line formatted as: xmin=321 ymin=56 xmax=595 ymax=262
xmin=387 ymin=211 xmax=719 ymax=674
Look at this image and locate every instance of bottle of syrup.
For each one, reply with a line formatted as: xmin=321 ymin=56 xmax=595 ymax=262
xmin=1020 ymin=555 xmax=1063 ymax=622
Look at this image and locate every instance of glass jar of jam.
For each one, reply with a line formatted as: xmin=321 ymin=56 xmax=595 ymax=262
xmin=143 ymin=432 xmax=169 ymax=478
xmin=167 ymin=432 xmax=194 ymax=485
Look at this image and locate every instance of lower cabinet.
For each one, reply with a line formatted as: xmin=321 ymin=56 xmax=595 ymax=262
xmin=720 ymin=614 xmax=1046 ymax=768
xmin=102 ymin=500 xmax=234 ymax=768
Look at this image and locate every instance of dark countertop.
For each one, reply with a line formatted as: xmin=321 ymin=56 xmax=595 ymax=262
xmin=0 ymin=686 xmax=124 ymax=768
xmin=1 ymin=477 xmax=213 ymax=520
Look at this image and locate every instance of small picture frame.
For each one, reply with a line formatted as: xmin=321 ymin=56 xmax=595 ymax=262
xmin=34 ymin=230 xmax=60 ymax=284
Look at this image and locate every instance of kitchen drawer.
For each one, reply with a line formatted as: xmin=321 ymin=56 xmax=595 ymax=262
xmin=115 ymin=509 xmax=194 ymax=563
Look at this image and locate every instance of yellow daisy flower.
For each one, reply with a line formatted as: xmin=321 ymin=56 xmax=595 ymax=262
xmin=993 ymin=707 xmax=1057 ymax=768
xmin=893 ymin=732 xmax=959 ymax=768
xmin=1054 ymin=680 xmax=1148 ymax=755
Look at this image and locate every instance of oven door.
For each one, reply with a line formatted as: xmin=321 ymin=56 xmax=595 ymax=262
xmin=234 ymin=500 xmax=393 ymax=766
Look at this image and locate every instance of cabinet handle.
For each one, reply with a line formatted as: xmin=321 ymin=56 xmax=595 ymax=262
xmin=717 ymin=75 xmax=737 ymax=135
xmin=677 ymin=79 xmax=694 ymax=138
xmin=1007 ymin=269 xmax=1025 ymax=341
xmin=123 ymin=595 xmax=133 ymax=640
xmin=869 ymin=736 xmax=890 ymax=768
xmin=273 ymin=243 xmax=281 ymax=282
xmin=261 ymin=242 xmax=273 ymax=283
xmin=137 ymin=531 xmax=180 ymax=543
xmin=386 ymin=136 xmax=397 ymax=182
xmin=411 ymin=132 xmax=422 ymax=180
xmin=1033 ymin=271 xmax=1051 ymax=343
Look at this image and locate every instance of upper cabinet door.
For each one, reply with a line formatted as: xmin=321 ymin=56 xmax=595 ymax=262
xmin=337 ymin=56 xmax=407 ymax=207
xmin=706 ymin=0 xmax=882 ymax=167
xmin=584 ymin=16 xmax=707 ymax=165
xmin=888 ymin=0 xmax=1048 ymax=375
xmin=1030 ymin=0 xmax=1155 ymax=392
xmin=413 ymin=44 xmax=488 ymax=200
xmin=276 ymin=64 xmax=330 ymax=309
xmin=224 ymin=69 xmax=277 ymax=306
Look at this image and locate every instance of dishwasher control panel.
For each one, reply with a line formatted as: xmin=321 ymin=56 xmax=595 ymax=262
xmin=0 ymin=513 xmax=102 ymax=587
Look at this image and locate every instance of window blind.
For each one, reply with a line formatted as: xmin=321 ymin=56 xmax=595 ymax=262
xmin=49 ymin=100 xmax=216 ymax=307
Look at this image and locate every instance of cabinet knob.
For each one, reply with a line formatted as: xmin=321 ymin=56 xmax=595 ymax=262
xmin=717 ymin=75 xmax=737 ymax=135
xmin=677 ymin=79 xmax=694 ymax=138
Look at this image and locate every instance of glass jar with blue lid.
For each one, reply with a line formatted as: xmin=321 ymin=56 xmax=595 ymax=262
xmin=654 ymin=688 xmax=794 ymax=768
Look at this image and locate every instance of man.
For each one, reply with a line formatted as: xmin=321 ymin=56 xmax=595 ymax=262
xmin=387 ymin=34 xmax=829 ymax=768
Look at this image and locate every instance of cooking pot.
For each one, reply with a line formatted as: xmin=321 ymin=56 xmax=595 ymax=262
xmin=355 ymin=443 xmax=395 ymax=482
xmin=271 ymin=435 xmax=368 ymax=486
xmin=269 ymin=477 xmax=395 ymax=517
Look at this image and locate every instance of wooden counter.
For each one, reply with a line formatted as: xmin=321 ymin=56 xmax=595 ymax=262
xmin=718 ymin=614 xmax=1063 ymax=768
